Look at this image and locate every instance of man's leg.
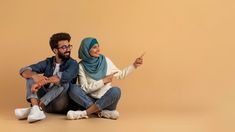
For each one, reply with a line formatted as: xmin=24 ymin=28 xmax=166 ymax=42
xmin=39 ymin=85 xmax=64 ymax=107
xmin=26 ymin=78 xmax=42 ymax=105
xmin=43 ymin=83 xmax=70 ymax=114
xmin=15 ymin=78 xmax=46 ymax=123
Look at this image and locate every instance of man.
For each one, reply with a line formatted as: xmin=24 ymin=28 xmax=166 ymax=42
xmin=15 ymin=32 xmax=78 ymax=123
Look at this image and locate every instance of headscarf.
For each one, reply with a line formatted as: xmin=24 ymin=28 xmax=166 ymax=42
xmin=78 ymin=37 xmax=107 ymax=80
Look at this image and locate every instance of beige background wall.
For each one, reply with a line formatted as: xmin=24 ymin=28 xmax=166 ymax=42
xmin=0 ymin=0 xmax=235 ymax=129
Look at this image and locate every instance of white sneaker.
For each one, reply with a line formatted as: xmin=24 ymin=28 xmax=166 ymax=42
xmin=15 ymin=107 xmax=31 ymax=120
xmin=67 ymin=110 xmax=88 ymax=120
xmin=27 ymin=105 xmax=46 ymax=123
xmin=99 ymin=110 xmax=119 ymax=120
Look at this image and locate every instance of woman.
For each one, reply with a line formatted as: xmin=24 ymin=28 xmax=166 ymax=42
xmin=67 ymin=37 xmax=143 ymax=120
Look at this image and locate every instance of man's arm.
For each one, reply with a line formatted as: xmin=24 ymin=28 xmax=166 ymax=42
xmin=19 ymin=59 xmax=48 ymax=89
xmin=30 ymin=59 xmax=78 ymax=93
xmin=32 ymin=60 xmax=78 ymax=92
xmin=31 ymin=75 xmax=60 ymax=93
xmin=21 ymin=69 xmax=36 ymax=79
xmin=47 ymin=75 xmax=60 ymax=84
xmin=21 ymin=69 xmax=48 ymax=82
xmin=20 ymin=60 xmax=47 ymax=83
xmin=20 ymin=59 xmax=47 ymax=75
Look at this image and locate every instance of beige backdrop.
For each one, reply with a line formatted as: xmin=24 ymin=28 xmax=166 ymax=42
xmin=0 ymin=0 xmax=235 ymax=131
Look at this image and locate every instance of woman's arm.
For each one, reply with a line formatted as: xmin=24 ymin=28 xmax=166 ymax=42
xmin=107 ymin=55 xmax=143 ymax=80
xmin=79 ymin=64 xmax=105 ymax=94
xmin=106 ymin=57 xmax=136 ymax=80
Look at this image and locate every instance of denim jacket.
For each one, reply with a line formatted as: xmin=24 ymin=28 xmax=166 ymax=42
xmin=19 ymin=56 xmax=78 ymax=88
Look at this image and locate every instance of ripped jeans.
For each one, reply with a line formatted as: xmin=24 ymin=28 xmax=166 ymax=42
xmin=25 ymin=78 xmax=70 ymax=113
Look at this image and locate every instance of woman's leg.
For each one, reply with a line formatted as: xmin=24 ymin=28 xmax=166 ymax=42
xmin=85 ymin=87 xmax=121 ymax=115
xmin=96 ymin=87 xmax=121 ymax=119
xmin=68 ymin=84 xmax=94 ymax=110
xmin=67 ymin=87 xmax=121 ymax=119
xmin=95 ymin=87 xmax=121 ymax=111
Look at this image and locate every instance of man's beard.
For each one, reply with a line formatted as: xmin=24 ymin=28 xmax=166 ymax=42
xmin=58 ymin=51 xmax=71 ymax=60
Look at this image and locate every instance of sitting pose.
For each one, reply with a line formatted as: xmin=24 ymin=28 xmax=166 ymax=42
xmin=67 ymin=37 xmax=144 ymax=120
xmin=15 ymin=33 xmax=78 ymax=123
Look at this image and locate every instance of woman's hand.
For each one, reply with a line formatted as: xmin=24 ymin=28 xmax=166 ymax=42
xmin=133 ymin=52 xmax=145 ymax=68
xmin=103 ymin=72 xmax=118 ymax=84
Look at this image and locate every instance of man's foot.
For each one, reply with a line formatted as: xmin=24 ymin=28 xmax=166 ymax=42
xmin=15 ymin=107 xmax=31 ymax=120
xmin=98 ymin=110 xmax=119 ymax=120
xmin=27 ymin=105 xmax=46 ymax=123
xmin=67 ymin=110 xmax=88 ymax=120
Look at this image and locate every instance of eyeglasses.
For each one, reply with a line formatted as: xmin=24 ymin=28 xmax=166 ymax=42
xmin=57 ymin=44 xmax=73 ymax=50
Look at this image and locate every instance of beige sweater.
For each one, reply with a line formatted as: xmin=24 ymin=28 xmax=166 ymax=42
xmin=78 ymin=57 xmax=135 ymax=99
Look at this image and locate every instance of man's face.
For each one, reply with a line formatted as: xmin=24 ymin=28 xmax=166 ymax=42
xmin=55 ymin=40 xmax=72 ymax=60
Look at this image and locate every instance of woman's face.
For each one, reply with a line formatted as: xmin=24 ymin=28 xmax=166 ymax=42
xmin=89 ymin=44 xmax=100 ymax=57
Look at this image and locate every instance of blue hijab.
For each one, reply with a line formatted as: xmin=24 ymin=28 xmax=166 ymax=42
xmin=78 ymin=37 xmax=107 ymax=80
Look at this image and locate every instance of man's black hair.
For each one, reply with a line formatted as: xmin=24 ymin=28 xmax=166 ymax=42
xmin=49 ymin=32 xmax=71 ymax=50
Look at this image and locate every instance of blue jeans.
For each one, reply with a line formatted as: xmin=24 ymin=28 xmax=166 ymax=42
xmin=68 ymin=84 xmax=121 ymax=111
xmin=26 ymin=78 xmax=70 ymax=113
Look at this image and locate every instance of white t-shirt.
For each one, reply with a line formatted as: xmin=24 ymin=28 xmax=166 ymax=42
xmin=49 ymin=63 xmax=60 ymax=88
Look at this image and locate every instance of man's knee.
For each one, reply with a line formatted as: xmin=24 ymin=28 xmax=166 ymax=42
xmin=44 ymin=86 xmax=70 ymax=113
xmin=26 ymin=78 xmax=34 ymax=87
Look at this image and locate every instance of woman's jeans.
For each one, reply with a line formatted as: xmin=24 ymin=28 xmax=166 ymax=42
xmin=68 ymin=84 xmax=121 ymax=111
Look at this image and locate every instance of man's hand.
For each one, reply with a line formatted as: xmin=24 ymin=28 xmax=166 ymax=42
xmin=133 ymin=52 xmax=145 ymax=68
xmin=31 ymin=83 xmax=41 ymax=93
xmin=47 ymin=76 xmax=60 ymax=84
xmin=31 ymin=75 xmax=60 ymax=93
xmin=31 ymin=74 xmax=48 ymax=84
xmin=31 ymin=78 xmax=49 ymax=93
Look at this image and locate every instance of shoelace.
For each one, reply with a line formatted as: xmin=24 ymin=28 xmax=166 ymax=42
xmin=39 ymin=106 xmax=43 ymax=111
xmin=97 ymin=112 xmax=102 ymax=118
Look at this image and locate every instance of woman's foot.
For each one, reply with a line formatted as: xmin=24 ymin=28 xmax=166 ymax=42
xmin=67 ymin=110 xmax=88 ymax=120
xmin=98 ymin=110 xmax=119 ymax=120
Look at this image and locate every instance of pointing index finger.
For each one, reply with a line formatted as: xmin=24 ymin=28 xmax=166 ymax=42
xmin=112 ymin=72 xmax=118 ymax=75
xmin=140 ymin=52 xmax=146 ymax=59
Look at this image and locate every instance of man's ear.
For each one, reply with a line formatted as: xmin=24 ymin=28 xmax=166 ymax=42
xmin=53 ymin=48 xmax=57 ymax=54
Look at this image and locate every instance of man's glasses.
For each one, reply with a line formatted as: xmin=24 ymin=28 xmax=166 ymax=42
xmin=57 ymin=44 xmax=73 ymax=50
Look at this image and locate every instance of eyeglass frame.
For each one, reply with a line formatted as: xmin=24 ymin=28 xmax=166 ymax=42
xmin=57 ymin=44 xmax=73 ymax=50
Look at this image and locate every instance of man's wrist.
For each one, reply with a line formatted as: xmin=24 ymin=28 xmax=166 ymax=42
xmin=31 ymin=74 xmax=36 ymax=79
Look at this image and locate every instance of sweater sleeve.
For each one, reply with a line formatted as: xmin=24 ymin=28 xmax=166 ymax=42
xmin=79 ymin=64 xmax=105 ymax=94
xmin=106 ymin=57 xmax=136 ymax=80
